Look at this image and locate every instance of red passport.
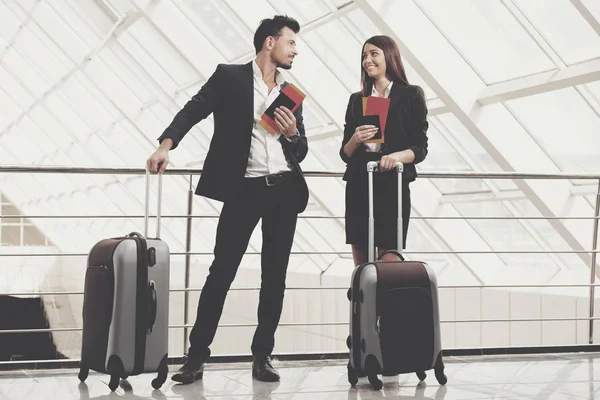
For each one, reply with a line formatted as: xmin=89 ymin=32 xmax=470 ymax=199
xmin=360 ymin=96 xmax=390 ymax=144
xmin=258 ymin=82 xmax=307 ymax=135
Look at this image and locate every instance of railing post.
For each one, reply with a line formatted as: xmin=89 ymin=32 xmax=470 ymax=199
xmin=183 ymin=174 xmax=194 ymax=354
xmin=589 ymin=179 xmax=600 ymax=344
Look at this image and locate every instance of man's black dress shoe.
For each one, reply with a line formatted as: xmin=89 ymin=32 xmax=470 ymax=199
xmin=252 ymin=356 xmax=280 ymax=382
xmin=171 ymin=357 xmax=205 ymax=384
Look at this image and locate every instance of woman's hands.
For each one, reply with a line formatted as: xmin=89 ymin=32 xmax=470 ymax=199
xmin=380 ymin=149 xmax=416 ymax=171
xmin=380 ymin=154 xmax=400 ymax=171
xmin=352 ymin=125 xmax=378 ymax=143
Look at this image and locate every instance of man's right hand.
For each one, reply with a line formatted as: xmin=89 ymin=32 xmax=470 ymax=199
xmin=146 ymin=141 xmax=171 ymax=174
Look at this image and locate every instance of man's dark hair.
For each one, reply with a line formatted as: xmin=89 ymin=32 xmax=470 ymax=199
xmin=253 ymin=15 xmax=300 ymax=54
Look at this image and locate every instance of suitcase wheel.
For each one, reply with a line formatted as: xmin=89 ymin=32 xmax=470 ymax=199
xmin=416 ymin=371 xmax=426 ymax=381
xmin=152 ymin=377 xmax=164 ymax=389
xmin=346 ymin=335 xmax=352 ymax=349
xmin=108 ymin=374 xmax=120 ymax=391
xmin=78 ymin=365 xmax=89 ymax=382
xmin=347 ymin=363 xmax=358 ymax=387
xmin=152 ymin=355 xmax=169 ymax=389
xmin=434 ymin=353 xmax=447 ymax=385
xmin=368 ymin=374 xmax=382 ymax=390
xmin=347 ymin=288 xmax=351 ymax=301
xmin=435 ymin=369 xmax=447 ymax=385
xmin=435 ymin=371 xmax=448 ymax=386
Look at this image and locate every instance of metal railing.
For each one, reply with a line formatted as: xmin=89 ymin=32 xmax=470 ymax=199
xmin=0 ymin=166 xmax=599 ymax=359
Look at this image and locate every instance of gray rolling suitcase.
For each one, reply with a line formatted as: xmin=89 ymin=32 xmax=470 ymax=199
xmin=78 ymin=171 xmax=170 ymax=391
xmin=347 ymin=161 xmax=446 ymax=390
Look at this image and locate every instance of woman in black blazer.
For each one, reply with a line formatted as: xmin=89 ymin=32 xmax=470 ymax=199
xmin=340 ymin=35 xmax=429 ymax=266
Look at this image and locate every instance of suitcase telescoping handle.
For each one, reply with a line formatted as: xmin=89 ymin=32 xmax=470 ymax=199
xmin=144 ymin=166 xmax=163 ymax=239
xmin=366 ymin=161 xmax=403 ymax=263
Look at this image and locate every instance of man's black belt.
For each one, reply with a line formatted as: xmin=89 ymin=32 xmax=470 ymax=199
xmin=247 ymin=171 xmax=295 ymax=187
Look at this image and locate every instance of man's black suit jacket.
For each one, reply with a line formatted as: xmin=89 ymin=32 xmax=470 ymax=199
xmin=158 ymin=61 xmax=309 ymax=213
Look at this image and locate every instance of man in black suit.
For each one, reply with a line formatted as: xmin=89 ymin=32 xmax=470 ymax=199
xmin=146 ymin=15 xmax=308 ymax=384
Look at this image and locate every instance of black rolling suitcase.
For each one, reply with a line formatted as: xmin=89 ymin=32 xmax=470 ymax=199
xmin=347 ymin=161 xmax=447 ymax=390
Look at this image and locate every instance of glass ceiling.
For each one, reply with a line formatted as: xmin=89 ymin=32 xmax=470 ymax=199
xmin=0 ymin=0 xmax=599 ymax=289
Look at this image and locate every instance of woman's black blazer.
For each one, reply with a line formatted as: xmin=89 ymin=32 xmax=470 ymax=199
xmin=339 ymin=82 xmax=429 ymax=183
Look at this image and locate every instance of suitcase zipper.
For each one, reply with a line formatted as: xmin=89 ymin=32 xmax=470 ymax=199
xmin=89 ymin=265 xmax=109 ymax=270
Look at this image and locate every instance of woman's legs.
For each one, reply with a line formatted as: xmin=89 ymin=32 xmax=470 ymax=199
xmin=377 ymin=248 xmax=401 ymax=262
xmin=351 ymin=246 xmax=401 ymax=266
xmin=351 ymin=245 xmax=368 ymax=267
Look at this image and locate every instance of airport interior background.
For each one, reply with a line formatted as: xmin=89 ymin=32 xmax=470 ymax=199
xmin=1 ymin=0 xmax=600 ymax=398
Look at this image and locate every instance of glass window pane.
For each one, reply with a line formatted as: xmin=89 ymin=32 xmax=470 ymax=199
xmin=18 ymin=24 xmax=73 ymax=81
xmin=418 ymin=120 xmax=471 ymax=172
xmin=0 ymin=66 xmax=34 ymax=109
xmin=57 ymin=76 xmax=114 ymax=131
xmin=2 ymin=127 xmax=46 ymax=165
xmin=302 ymin=19 xmax=362 ymax=92
xmin=585 ymin=81 xmax=600 ymax=105
xmin=514 ymin=0 xmax=600 ymax=65
xmin=223 ymin=0 xmax=277 ymax=32
xmin=506 ymin=88 xmax=600 ymax=171
xmin=332 ymin=0 xmax=352 ymax=7
xmin=0 ymin=115 xmax=9 ymax=132
xmin=47 ymin=0 xmax=103 ymax=46
xmin=84 ymin=53 xmax=144 ymax=119
xmin=32 ymin=1 xmax=91 ymax=62
xmin=28 ymin=105 xmax=75 ymax=150
xmin=267 ymin=0 xmax=331 ymax=25
xmin=581 ymin=0 xmax=600 ymax=21
xmin=179 ymin=0 xmax=253 ymax=61
xmin=1 ymin=204 xmax=19 ymax=216
xmin=23 ymin=225 xmax=46 ymax=246
xmin=97 ymin=46 xmax=155 ymax=104
xmin=416 ymin=0 xmax=556 ymax=83
xmin=0 ymin=2 xmax=21 ymax=38
xmin=119 ymin=32 xmax=179 ymax=95
xmin=1 ymin=225 xmax=21 ymax=246
xmin=128 ymin=19 xmax=198 ymax=87
xmin=3 ymin=48 xmax=50 ymax=98
xmin=149 ymin=1 xmax=226 ymax=77
xmin=17 ymin=116 xmax=60 ymax=157
xmin=0 ymin=86 xmax=22 ymax=120
xmin=44 ymin=92 xmax=93 ymax=142
xmin=452 ymin=201 xmax=557 ymax=270
xmin=361 ymin=2 xmax=482 ymax=102
xmin=435 ymin=114 xmax=518 ymax=191
xmin=70 ymin=0 xmax=117 ymax=35
xmin=2 ymin=0 xmax=37 ymax=21
xmin=288 ymin=37 xmax=349 ymax=133
xmin=101 ymin=0 xmax=135 ymax=16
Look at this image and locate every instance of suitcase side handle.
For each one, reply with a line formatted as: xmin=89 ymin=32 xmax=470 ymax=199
xmin=367 ymin=161 xmax=404 ymax=263
xmin=148 ymin=280 xmax=157 ymax=333
xmin=377 ymin=250 xmax=405 ymax=261
xmin=144 ymin=168 xmax=163 ymax=239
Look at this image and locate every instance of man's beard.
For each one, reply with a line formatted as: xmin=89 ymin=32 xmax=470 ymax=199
xmin=273 ymin=56 xmax=293 ymax=70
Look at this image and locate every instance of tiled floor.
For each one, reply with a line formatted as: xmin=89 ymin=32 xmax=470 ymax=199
xmin=1 ymin=353 xmax=599 ymax=399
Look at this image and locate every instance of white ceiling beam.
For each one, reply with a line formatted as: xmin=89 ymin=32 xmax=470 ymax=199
xmin=570 ymin=0 xmax=600 ymax=37
xmin=478 ymin=58 xmax=600 ymax=106
xmin=571 ymin=184 xmax=600 ymax=196
xmin=427 ymin=98 xmax=449 ymax=116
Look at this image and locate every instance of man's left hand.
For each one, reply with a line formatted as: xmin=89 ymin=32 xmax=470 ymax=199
xmin=274 ymin=106 xmax=297 ymax=138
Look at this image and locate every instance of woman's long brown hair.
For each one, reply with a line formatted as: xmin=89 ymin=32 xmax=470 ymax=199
xmin=360 ymin=35 xmax=409 ymax=96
